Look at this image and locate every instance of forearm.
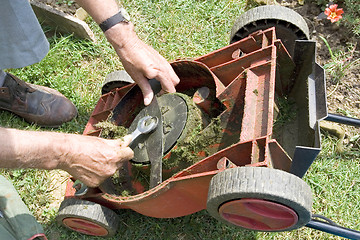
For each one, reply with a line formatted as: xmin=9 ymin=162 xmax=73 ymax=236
xmin=75 ymin=0 xmax=180 ymax=105
xmin=75 ymin=0 xmax=136 ymax=49
xmin=75 ymin=0 xmax=119 ymax=24
xmin=0 ymin=127 xmax=66 ymax=170
xmin=0 ymin=127 xmax=134 ymax=187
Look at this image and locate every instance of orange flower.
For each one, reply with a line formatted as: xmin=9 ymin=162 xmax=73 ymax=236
xmin=324 ymin=4 xmax=344 ymax=23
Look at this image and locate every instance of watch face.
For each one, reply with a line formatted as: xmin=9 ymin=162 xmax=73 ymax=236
xmin=120 ymin=8 xmax=131 ymax=22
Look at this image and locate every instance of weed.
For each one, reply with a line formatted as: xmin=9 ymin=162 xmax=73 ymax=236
xmin=273 ymin=95 xmax=297 ymax=127
xmin=342 ymin=0 xmax=360 ymax=35
xmin=319 ymin=36 xmax=360 ymax=83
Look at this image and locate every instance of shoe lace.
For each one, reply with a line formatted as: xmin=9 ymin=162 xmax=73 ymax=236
xmin=11 ymin=76 xmax=35 ymax=101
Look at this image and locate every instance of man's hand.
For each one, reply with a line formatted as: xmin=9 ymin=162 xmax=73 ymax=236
xmin=60 ymin=135 xmax=134 ymax=187
xmin=75 ymin=0 xmax=180 ymax=105
xmin=0 ymin=128 xmax=134 ymax=188
xmin=105 ymin=23 xmax=180 ymax=105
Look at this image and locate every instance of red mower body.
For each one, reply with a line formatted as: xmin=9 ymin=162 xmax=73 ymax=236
xmin=64 ymin=27 xmax=301 ymax=218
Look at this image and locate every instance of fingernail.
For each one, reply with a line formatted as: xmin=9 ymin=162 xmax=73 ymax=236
xmin=144 ymin=96 xmax=152 ymax=106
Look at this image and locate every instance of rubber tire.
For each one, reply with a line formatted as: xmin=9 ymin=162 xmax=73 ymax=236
xmin=102 ymin=70 xmax=134 ymax=94
xmin=207 ymin=167 xmax=312 ymax=231
xmin=230 ymin=5 xmax=309 ymax=56
xmin=56 ymin=198 xmax=120 ymax=237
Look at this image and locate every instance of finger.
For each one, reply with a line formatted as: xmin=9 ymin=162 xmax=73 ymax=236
xmin=120 ymin=135 xmax=132 ymax=147
xmin=120 ymin=147 xmax=134 ymax=160
xmin=157 ymin=73 xmax=177 ymax=94
xmin=155 ymin=64 xmax=180 ymax=94
xmin=158 ymin=89 xmax=167 ymax=96
xmin=143 ymin=91 xmax=154 ymax=106
xmin=143 ymin=44 xmax=180 ymax=87
xmin=115 ymin=147 xmax=134 ymax=168
xmin=132 ymin=74 xmax=154 ymax=105
xmin=167 ymin=65 xmax=180 ymax=86
xmin=150 ymin=54 xmax=180 ymax=88
xmin=77 ymin=175 xmax=101 ymax=188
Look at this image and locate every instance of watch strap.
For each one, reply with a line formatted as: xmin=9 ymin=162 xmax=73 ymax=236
xmin=99 ymin=10 xmax=128 ymax=32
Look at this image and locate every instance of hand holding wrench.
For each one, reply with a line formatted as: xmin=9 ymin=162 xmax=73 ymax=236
xmin=74 ymin=115 xmax=158 ymax=196
xmin=129 ymin=115 xmax=158 ymax=145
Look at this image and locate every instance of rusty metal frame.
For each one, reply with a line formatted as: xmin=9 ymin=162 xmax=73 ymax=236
xmin=63 ymin=27 xmax=321 ymax=219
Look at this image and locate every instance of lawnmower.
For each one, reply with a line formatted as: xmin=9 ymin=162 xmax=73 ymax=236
xmin=56 ymin=5 xmax=360 ymax=239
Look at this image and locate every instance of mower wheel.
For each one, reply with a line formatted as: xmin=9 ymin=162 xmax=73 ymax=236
xmin=230 ymin=5 xmax=309 ymax=56
xmin=102 ymin=70 xmax=134 ymax=94
xmin=56 ymin=198 xmax=119 ymax=237
xmin=207 ymin=167 xmax=312 ymax=231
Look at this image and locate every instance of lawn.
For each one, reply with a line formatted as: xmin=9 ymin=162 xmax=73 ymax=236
xmin=1 ymin=0 xmax=360 ymax=239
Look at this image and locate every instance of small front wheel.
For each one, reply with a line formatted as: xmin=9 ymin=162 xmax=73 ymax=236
xmin=56 ymin=198 xmax=120 ymax=237
xmin=102 ymin=70 xmax=134 ymax=94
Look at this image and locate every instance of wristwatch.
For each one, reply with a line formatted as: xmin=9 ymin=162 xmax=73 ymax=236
xmin=99 ymin=8 xmax=131 ymax=32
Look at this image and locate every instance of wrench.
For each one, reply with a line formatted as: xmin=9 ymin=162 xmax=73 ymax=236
xmin=129 ymin=115 xmax=158 ymax=145
xmin=74 ymin=115 xmax=158 ymax=196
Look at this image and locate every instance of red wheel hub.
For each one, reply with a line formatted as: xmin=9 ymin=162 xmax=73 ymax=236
xmin=63 ymin=218 xmax=108 ymax=236
xmin=219 ymin=198 xmax=298 ymax=231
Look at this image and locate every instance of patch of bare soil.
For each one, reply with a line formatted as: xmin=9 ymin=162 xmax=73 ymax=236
xmin=279 ymin=0 xmax=359 ymax=149
xmin=283 ymin=1 xmax=360 ymax=121
xmin=36 ymin=0 xmax=79 ymax=15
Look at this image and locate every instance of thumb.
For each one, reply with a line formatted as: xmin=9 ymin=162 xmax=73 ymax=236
xmin=143 ymin=90 xmax=153 ymax=106
xmin=119 ymin=135 xmax=132 ymax=147
xmin=132 ymin=76 xmax=154 ymax=106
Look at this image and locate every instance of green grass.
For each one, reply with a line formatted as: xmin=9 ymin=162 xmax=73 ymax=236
xmin=1 ymin=0 xmax=360 ymax=239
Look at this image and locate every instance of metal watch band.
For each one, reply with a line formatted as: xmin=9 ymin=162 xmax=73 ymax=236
xmin=99 ymin=10 xmax=129 ymax=32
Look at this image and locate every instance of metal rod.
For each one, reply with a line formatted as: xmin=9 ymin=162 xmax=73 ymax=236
xmin=325 ymin=113 xmax=360 ymax=127
xmin=306 ymin=219 xmax=360 ymax=239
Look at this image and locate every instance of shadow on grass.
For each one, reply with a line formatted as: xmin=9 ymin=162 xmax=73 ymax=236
xmin=46 ymin=209 xmax=257 ymax=240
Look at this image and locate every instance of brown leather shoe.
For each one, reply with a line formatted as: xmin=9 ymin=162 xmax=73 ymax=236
xmin=0 ymin=73 xmax=77 ymax=127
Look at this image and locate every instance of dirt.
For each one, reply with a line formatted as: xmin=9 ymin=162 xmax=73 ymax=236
xmin=282 ymin=1 xmax=360 ymax=121
xmin=36 ymin=0 xmax=79 ymax=15
xmin=277 ymin=0 xmax=360 ymax=150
